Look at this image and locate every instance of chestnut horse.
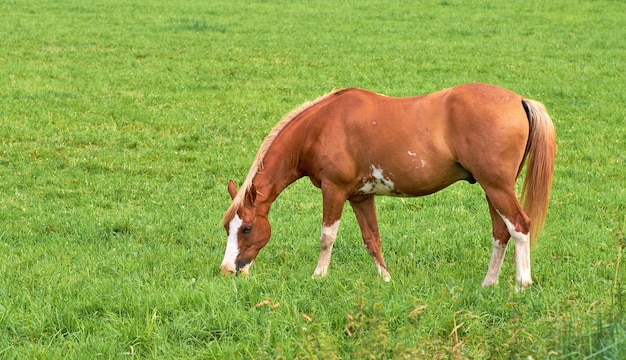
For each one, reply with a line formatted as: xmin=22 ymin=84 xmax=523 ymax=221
xmin=221 ymin=83 xmax=555 ymax=289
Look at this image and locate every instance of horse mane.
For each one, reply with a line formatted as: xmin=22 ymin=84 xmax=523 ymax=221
xmin=222 ymin=89 xmax=346 ymax=226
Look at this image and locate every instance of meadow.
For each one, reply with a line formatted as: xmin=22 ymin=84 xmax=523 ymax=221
xmin=0 ymin=0 xmax=624 ymax=358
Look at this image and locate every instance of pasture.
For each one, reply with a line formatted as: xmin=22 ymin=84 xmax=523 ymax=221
xmin=0 ymin=0 xmax=624 ymax=358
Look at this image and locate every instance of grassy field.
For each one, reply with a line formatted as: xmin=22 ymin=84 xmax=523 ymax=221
xmin=0 ymin=0 xmax=624 ymax=358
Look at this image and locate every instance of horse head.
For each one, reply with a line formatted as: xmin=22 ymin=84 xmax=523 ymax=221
xmin=221 ymin=179 xmax=271 ymax=276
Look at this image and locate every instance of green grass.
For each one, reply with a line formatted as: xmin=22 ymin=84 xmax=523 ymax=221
xmin=0 ymin=0 xmax=625 ymax=358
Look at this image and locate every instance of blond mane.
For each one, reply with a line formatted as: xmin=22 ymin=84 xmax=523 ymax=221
xmin=222 ymin=89 xmax=344 ymax=226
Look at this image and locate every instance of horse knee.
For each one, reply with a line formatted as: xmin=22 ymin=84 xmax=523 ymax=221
xmin=320 ymin=221 xmax=340 ymax=249
xmin=320 ymin=234 xmax=335 ymax=250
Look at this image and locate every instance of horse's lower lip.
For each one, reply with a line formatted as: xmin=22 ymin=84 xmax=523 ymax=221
xmin=220 ymin=265 xmax=236 ymax=276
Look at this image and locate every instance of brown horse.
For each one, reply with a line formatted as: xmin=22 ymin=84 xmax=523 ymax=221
xmin=221 ymin=83 xmax=555 ymax=289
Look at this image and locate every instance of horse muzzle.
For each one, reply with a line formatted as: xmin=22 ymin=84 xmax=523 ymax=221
xmin=236 ymin=260 xmax=248 ymax=272
xmin=220 ymin=263 xmax=236 ymax=276
xmin=235 ymin=259 xmax=252 ymax=278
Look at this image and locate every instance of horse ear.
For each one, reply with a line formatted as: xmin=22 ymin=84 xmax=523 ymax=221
xmin=245 ymin=184 xmax=257 ymax=205
xmin=227 ymin=179 xmax=238 ymax=200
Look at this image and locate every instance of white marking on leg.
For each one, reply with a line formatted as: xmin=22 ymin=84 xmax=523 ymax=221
xmin=498 ymin=212 xmax=532 ymax=290
xmin=375 ymin=261 xmax=391 ymax=282
xmin=482 ymin=238 xmax=507 ymax=286
xmin=220 ymin=214 xmax=242 ymax=275
xmin=313 ymin=220 xmax=340 ymax=278
xmin=359 ymin=165 xmax=399 ymax=195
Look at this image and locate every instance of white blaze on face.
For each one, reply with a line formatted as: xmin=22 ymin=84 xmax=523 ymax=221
xmin=221 ymin=214 xmax=242 ymax=274
xmin=359 ymin=165 xmax=397 ymax=195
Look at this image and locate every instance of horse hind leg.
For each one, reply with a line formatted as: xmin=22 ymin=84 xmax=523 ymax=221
xmin=484 ymin=187 xmax=532 ymax=289
xmin=482 ymin=196 xmax=511 ymax=287
xmin=349 ymin=196 xmax=391 ymax=282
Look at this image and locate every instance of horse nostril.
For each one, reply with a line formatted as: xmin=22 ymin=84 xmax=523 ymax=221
xmin=236 ymin=261 xmax=247 ymax=273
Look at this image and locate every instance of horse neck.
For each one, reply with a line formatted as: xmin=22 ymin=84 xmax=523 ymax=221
xmin=251 ymin=128 xmax=304 ymax=213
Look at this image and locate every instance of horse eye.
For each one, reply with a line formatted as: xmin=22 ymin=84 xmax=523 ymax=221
xmin=241 ymin=226 xmax=252 ymax=234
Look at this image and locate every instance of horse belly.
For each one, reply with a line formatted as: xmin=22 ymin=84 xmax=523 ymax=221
xmin=355 ymin=160 xmax=466 ymax=198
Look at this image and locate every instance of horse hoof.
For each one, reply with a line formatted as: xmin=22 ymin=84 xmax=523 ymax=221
xmin=515 ymin=281 xmax=532 ymax=292
xmin=380 ymin=269 xmax=391 ymax=282
xmin=312 ymin=267 xmax=328 ymax=279
xmin=481 ymin=279 xmax=498 ymax=287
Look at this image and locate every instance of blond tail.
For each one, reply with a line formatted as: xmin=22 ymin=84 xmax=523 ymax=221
xmin=521 ymin=99 xmax=556 ymax=247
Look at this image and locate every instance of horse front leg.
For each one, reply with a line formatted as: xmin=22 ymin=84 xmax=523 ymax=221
xmin=312 ymin=187 xmax=346 ymax=278
xmin=312 ymin=221 xmax=341 ymax=278
xmin=349 ymin=196 xmax=391 ymax=282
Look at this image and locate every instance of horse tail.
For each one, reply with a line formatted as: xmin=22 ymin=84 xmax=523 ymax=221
xmin=520 ymin=99 xmax=556 ymax=248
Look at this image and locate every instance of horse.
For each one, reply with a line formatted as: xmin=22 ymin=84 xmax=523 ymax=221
xmin=220 ymin=83 xmax=555 ymax=289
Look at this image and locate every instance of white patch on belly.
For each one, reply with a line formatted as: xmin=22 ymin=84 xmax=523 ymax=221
xmin=220 ymin=214 xmax=242 ymax=274
xmin=408 ymin=151 xmax=416 ymax=156
xmin=359 ymin=165 xmax=398 ymax=195
xmin=420 ymin=159 xmax=426 ymax=168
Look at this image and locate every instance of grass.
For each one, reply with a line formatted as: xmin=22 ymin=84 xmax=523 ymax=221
xmin=0 ymin=0 xmax=624 ymax=358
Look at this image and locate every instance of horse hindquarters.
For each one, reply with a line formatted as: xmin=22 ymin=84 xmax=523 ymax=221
xmin=480 ymin=99 xmax=555 ymax=289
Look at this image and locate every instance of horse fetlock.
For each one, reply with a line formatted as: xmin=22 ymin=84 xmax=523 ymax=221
xmin=312 ymin=267 xmax=328 ymax=279
xmin=516 ymin=278 xmax=533 ymax=291
xmin=481 ymin=275 xmax=499 ymax=287
xmin=374 ymin=261 xmax=391 ymax=282
xmin=380 ymin=270 xmax=391 ymax=282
